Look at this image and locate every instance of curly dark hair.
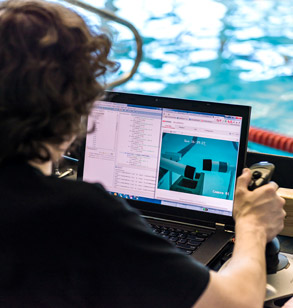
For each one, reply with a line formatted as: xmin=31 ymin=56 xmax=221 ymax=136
xmin=0 ymin=0 xmax=118 ymax=162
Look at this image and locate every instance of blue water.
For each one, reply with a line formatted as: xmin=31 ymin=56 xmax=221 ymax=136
xmin=58 ymin=0 xmax=293 ymax=156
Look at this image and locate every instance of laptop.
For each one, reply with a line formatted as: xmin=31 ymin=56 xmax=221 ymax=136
xmin=77 ymin=91 xmax=251 ymax=266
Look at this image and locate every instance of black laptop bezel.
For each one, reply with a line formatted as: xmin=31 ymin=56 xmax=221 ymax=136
xmin=77 ymin=91 xmax=251 ymax=230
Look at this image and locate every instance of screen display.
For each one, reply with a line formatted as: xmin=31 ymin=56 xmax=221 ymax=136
xmin=82 ymin=100 xmax=243 ymax=217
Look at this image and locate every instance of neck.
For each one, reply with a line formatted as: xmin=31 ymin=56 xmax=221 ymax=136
xmin=28 ymin=160 xmax=53 ymax=176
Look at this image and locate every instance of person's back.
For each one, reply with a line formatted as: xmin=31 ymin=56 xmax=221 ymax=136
xmin=0 ymin=162 xmax=103 ymax=307
xmin=0 ymin=162 xmax=136 ymax=306
xmin=0 ymin=160 xmax=211 ymax=308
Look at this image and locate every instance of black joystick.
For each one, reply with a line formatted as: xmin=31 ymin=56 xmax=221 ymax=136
xmin=265 ymin=237 xmax=289 ymax=274
xmin=248 ymin=162 xmax=289 ymax=274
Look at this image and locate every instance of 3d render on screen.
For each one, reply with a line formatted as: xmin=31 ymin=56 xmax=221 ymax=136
xmin=157 ymin=133 xmax=239 ymax=200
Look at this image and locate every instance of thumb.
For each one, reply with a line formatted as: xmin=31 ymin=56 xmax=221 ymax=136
xmin=236 ymin=168 xmax=252 ymax=189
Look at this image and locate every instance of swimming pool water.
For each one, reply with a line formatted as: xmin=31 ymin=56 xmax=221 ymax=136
xmin=59 ymin=0 xmax=293 ymax=156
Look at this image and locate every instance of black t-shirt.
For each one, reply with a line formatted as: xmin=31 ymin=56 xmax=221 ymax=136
xmin=0 ymin=162 xmax=209 ymax=307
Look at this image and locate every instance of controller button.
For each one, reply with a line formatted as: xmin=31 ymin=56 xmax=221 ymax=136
xmin=254 ymin=178 xmax=263 ymax=187
xmin=252 ymin=170 xmax=262 ymax=179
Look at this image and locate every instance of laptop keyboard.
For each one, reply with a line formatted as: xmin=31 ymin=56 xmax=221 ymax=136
xmin=149 ymin=223 xmax=214 ymax=255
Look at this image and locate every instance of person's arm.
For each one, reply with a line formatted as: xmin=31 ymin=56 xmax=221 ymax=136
xmin=193 ymin=168 xmax=286 ymax=308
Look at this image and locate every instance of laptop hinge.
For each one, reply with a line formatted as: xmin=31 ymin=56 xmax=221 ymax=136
xmin=215 ymin=222 xmax=225 ymax=231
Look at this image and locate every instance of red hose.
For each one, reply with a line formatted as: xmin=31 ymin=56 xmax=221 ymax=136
xmin=249 ymin=127 xmax=293 ymax=153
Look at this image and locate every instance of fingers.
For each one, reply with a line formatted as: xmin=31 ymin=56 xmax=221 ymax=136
xmin=234 ymin=168 xmax=286 ymax=242
xmin=266 ymin=181 xmax=279 ymax=192
xmin=237 ymin=168 xmax=280 ymax=193
xmin=255 ymin=182 xmax=285 ymax=209
xmin=236 ymin=168 xmax=252 ymax=189
xmin=253 ymin=181 xmax=278 ymax=196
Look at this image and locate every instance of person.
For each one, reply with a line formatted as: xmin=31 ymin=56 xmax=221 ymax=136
xmin=0 ymin=0 xmax=287 ymax=307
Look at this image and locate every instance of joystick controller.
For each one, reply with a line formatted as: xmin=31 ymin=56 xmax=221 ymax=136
xmin=248 ymin=163 xmax=289 ymax=275
xmin=220 ymin=162 xmax=293 ymax=307
xmin=248 ymin=163 xmax=293 ymax=307
xmin=247 ymin=163 xmax=287 ymax=273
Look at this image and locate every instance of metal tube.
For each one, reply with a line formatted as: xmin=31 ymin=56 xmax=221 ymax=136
xmin=203 ymin=159 xmax=232 ymax=173
xmin=160 ymin=157 xmax=197 ymax=180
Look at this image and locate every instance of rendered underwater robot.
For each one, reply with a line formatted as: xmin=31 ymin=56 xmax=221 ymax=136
xmin=158 ymin=131 xmax=234 ymax=198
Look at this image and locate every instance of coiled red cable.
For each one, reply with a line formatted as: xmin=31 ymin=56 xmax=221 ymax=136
xmin=249 ymin=127 xmax=293 ymax=153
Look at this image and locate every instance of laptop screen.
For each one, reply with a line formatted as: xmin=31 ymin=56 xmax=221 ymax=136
xmin=79 ymin=92 xmax=250 ymax=219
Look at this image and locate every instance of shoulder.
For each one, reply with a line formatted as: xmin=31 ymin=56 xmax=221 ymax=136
xmin=43 ymin=175 xmax=137 ymax=218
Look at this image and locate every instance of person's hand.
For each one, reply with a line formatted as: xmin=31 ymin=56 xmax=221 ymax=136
xmin=233 ymin=168 xmax=286 ymax=242
xmin=282 ymin=297 xmax=293 ymax=308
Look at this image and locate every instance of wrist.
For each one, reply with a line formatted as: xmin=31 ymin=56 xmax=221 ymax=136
xmin=235 ymin=218 xmax=267 ymax=245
